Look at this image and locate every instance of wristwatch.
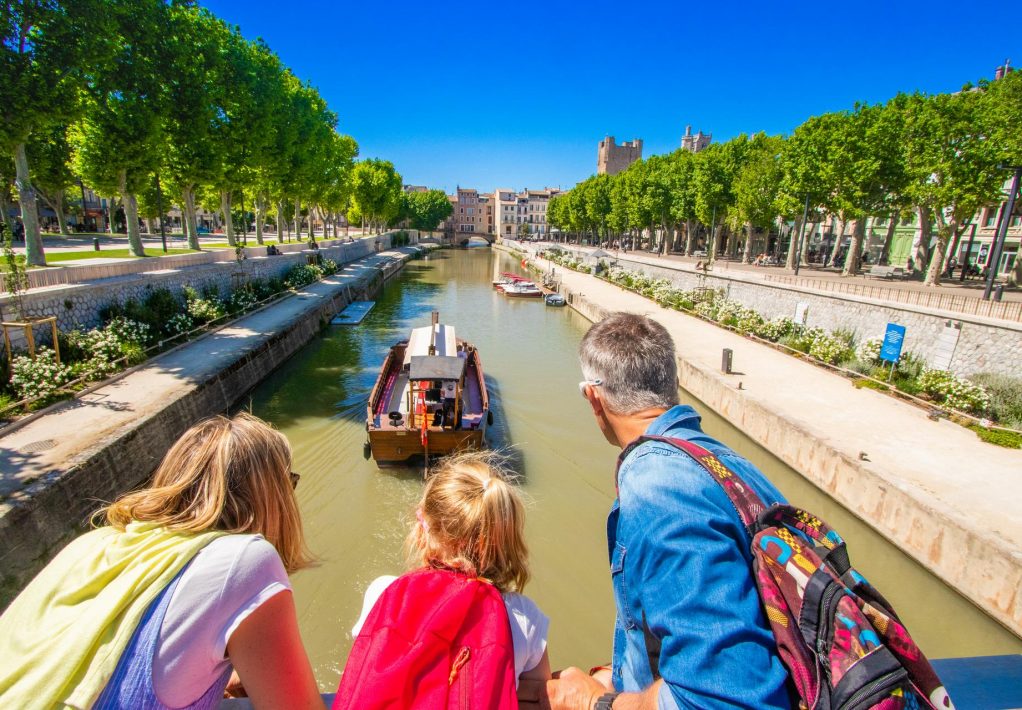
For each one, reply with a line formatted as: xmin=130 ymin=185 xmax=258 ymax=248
xmin=594 ymin=692 xmax=620 ymax=709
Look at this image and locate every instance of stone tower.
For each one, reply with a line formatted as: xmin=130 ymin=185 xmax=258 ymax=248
xmin=681 ymin=125 xmax=711 ymax=153
xmin=597 ymin=136 xmax=643 ymax=176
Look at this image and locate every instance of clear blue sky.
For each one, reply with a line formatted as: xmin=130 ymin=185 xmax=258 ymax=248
xmin=203 ymin=0 xmax=1020 ymax=195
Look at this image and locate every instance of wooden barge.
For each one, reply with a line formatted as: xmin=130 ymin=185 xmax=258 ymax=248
xmin=366 ymin=313 xmax=490 ymax=464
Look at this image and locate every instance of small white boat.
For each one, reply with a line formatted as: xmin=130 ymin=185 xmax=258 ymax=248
xmin=502 ymin=281 xmax=543 ymax=298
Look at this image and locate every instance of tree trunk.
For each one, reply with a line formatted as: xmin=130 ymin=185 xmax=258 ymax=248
xmin=182 ymin=185 xmax=200 ymax=250
xmin=913 ymin=206 xmax=932 ymax=272
xmin=13 ymin=142 xmax=45 ymax=266
xmin=742 ymin=221 xmax=755 ymax=263
xmin=277 ymin=200 xmax=288 ymax=241
xmin=924 ymin=219 xmax=954 ymax=287
xmin=119 ymin=170 xmax=145 ymax=257
xmin=54 ymin=190 xmax=70 ymax=235
xmin=828 ymin=218 xmax=844 ymax=267
xmin=219 ymin=190 xmax=236 ymax=247
xmin=683 ymin=220 xmax=694 ymax=255
xmin=0 ymin=190 xmax=14 ymax=236
xmin=842 ymin=218 xmax=866 ymax=276
xmin=707 ymin=221 xmax=718 ymax=264
xmin=880 ymin=216 xmax=898 ymax=265
xmin=784 ymin=214 xmax=803 ymax=269
xmin=294 ymin=198 xmax=302 ymax=240
xmin=255 ymin=194 xmax=266 ymax=245
xmin=146 ymin=217 xmax=156 ymax=236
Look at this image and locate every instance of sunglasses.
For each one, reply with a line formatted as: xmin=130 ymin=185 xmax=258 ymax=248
xmin=289 ymin=471 xmax=301 ymax=490
xmin=578 ymin=378 xmax=603 ymax=398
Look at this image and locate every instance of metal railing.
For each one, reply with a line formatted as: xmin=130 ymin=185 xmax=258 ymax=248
xmin=764 ymin=274 xmax=1022 ymax=323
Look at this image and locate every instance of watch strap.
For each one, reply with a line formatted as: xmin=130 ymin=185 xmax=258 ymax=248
xmin=594 ymin=691 xmax=620 ymax=710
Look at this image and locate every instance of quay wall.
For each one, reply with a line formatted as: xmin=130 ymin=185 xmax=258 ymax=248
xmin=0 ymin=247 xmax=415 ymax=608
xmin=0 ymin=232 xmax=415 ymax=351
xmin=550 ymin=247 xmax=1022 ymax=378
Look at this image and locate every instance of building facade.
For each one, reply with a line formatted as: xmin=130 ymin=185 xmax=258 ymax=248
xmin=448 ymin=188 xmax=493 ymax=237
xmin=681 ymin=125 xmax=712 ymax=153
xmin=493 ymin=187 xmax=562 ymax=239
xmin=597 ymin=136 xmax=642 ymax=176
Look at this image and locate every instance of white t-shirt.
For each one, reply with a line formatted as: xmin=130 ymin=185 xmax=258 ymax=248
xmin=352 ymin=574 xmax=549 ymax=685
xmin=152 ymin=535 xmax=291 ymax=707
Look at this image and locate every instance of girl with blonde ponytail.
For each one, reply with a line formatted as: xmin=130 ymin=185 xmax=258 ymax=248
xmin=350 ymin=450 xmax=552 ymax=686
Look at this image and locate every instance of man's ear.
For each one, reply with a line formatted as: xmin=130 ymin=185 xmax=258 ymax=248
xmin=586 ymin=385 xmax=605 ymax=417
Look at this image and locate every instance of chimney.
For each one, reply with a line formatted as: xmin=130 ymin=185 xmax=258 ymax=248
xmin=685 ymin=125 xmax=692 ymax=136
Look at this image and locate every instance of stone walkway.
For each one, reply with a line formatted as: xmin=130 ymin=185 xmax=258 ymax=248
xmin=0 ymin=248 xmax=408 ymax=500
xmin=519 ymin=245 xmax=1022 ymax=638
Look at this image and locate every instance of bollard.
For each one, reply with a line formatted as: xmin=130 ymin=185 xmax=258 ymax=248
xmin=93 ymin=238 xmax=100 ymax=251
xmin=994 ymin=284 xmax=1004 ymax=302
xmin=722 ymin=348 xmax=733 ymax=374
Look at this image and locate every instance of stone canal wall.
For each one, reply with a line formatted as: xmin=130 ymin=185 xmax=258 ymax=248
xmin=0 ymin=234 xmax=409 ymax=351
xmin=555 ymin=248 xmax=1022 ymax=378
xmin=0 ymin=247 xmax=417 ymax=608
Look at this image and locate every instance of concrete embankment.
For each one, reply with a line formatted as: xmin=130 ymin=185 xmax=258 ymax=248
xmin=497 ymin=242 xmax=1022 ymax=640
xmin=0 ymin=246 xmax=419 ymax=608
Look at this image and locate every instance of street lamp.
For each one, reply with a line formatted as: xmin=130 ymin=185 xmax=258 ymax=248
xmin=984 ymin=164 xmax=1022 ymax=300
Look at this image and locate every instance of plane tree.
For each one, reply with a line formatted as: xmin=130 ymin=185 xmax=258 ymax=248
xmin=902 ymin=90 xmax=1002 ymax=286
xmin=1 ymin=0 xmax=109 ymax=264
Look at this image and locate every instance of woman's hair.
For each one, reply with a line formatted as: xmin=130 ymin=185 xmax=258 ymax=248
xmin=100 ymin=412 xmax=311 ymax=572
xmin=407 ymin=450 xmax=530 ymax=593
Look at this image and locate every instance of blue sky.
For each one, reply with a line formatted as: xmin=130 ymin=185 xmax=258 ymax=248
xmin=203 ymin=0 xmax=1020 ymax=194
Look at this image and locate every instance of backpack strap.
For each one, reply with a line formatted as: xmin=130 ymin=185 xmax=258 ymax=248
xmin=618 ymin=434 xmax=768 ymax=534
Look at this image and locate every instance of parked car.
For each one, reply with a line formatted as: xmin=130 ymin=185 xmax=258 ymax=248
xmin=197 ymin=226 xmax=212 ymax=234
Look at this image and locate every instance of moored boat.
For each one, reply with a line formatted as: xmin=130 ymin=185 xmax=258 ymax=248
xmin=366 ymin=312 xmax=490 ymax=464
xmin=545 ymin=293 xmax=566 ymax=307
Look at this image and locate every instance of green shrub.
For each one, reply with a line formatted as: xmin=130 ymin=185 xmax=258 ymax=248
xmin=896 ymin=351 xmax=926 ymax=380
xmin=227 ymin=289 xmax=258 ymax=314
xmin=283 ymin=263 xmax=324 ymax=289
xmin=853 ymin=378 xmax=889 ymax=391
xmin=970 ymin=425 xmax=1022 ymax=448
xmin=968 ymin=372 xmax=1022 ymax=429
xmin=166 ymin=313 xmax=194 ymax=335
xmin=187 ymin=297 xmax=227 ymax=323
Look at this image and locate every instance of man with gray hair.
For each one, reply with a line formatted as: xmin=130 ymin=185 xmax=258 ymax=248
xmin=543 ymin=312 xmax=790 ymax=709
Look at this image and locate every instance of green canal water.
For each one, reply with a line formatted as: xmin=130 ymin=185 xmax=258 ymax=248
xmin=245 ymin=248 xmax=1022 ymax=690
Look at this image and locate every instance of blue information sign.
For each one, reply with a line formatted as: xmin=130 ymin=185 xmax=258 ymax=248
xmin=880 ymin=323 xmax=906 ymax=363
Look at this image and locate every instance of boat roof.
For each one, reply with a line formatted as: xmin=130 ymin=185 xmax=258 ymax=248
xmin=404 ymin=323 xmax=457 ymax=367
xmin=409 ymin=355 xmax=465 ymax=381
xmin=500 ymin=272 xmax=532 ymax=282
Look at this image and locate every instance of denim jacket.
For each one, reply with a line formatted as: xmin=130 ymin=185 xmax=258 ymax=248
xmin=608 ymin=405 xmax=791 ymax=709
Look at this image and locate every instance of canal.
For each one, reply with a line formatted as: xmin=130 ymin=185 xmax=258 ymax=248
xmin=244 ymin=247 xmax=1022 ymax=690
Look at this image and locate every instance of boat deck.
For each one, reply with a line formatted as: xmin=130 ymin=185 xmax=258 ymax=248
xmin=371 ymin=352 xmax=484 ymax=431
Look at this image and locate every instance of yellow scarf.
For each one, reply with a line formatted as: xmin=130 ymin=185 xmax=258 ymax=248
xmin=0 ymin=521 xmax=225 ymax=709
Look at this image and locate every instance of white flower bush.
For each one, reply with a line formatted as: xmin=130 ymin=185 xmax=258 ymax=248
xmin=755 ymin=317 xmax=795 ymax=342
xmin=918 ymin=368 xmax=990 ymax=414
xmin=857 ymin=337 xmax=883 ymax=364
xmin=166 ymin=313 xmax=194 ymax=335
xmin=808 ymin=332 xmax=853 ymax=365
xmin=10 ymin=348 xmax=73 ymax=402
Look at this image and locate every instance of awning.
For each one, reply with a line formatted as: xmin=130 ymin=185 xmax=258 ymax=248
xmin=409 ymin=355 xmax=465 ymax=381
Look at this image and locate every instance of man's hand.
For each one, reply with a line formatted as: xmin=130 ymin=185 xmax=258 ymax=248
xmin=548 ymin=667 xmax=608 ymax=710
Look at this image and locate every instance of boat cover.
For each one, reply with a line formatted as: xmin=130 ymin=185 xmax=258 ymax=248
xmin=403 ymin=324 xmax=457 ymax=367
xmin=409 ymin=355 xmax=465 ymax=382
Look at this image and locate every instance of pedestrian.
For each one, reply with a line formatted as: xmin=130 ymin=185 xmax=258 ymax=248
xmin=0 ymin=413 xmax=324 ymax=710
xmin=13 ymin=218 xmax=24 ymax=243
xmin=907 ymin=256 xmax=915 ymax=273
xmin=528 ymin=312 xmax=790 ymax=709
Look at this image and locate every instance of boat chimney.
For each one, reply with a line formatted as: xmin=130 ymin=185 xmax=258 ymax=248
xmin=429 ymin=311 xmax=438 ymax=355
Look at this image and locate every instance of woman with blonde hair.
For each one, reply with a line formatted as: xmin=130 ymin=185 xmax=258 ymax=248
xmin=0 ymin=412 xmax=325 ymax=710
xmin=338 ymin=450 xmax=551 ymax=708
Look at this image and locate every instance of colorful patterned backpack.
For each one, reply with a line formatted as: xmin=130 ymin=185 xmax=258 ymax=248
xmin=629 ymin=435 xmax=954 ymax=710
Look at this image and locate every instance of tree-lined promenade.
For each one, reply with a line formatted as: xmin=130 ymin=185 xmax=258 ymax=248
xmin=1 ymin=1 xmax=450 ymax=268
xmin=548 ymin=69 xmax=1022 ymax=287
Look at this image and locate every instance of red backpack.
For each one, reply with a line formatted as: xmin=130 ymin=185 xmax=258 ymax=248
xmin=622 ymin=435 xmax=953 ymax=710
xmin=333 ymin=567 xmax=518 ymax=710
